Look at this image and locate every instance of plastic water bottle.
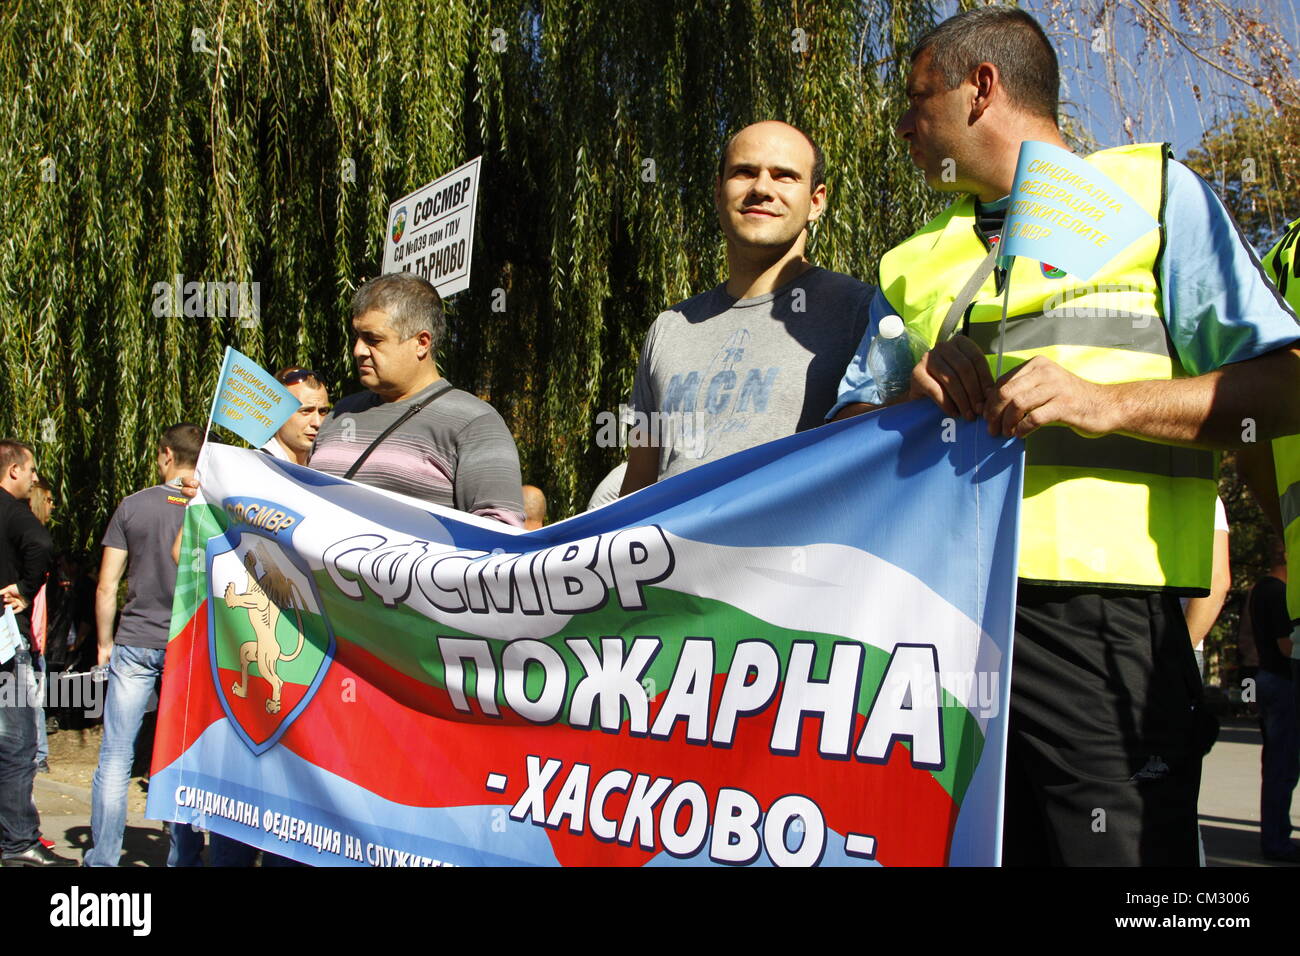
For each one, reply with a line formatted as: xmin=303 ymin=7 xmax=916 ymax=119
xmin=865 ymin=314 xmax=915 ymax=403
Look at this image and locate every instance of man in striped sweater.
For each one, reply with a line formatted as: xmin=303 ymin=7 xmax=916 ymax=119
xmin=311 ymin=273 xmax=525 ymax=526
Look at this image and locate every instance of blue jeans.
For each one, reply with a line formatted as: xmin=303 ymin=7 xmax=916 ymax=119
xmin=29 ymin=652 xmax=47 ymax=765
xmin=0 ymin=647 xmax=40 ymax=854
xmin=1258 ymin=668 xmax=1300 ymax=854
xmin=84 ymin=644 xmax=165 ymax=867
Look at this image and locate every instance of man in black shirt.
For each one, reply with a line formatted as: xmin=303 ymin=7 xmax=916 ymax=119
xmin=0 ymin=439 xmax=73 ymax=866
xmin=1249 ymin=542 xmax=1300 ymax=861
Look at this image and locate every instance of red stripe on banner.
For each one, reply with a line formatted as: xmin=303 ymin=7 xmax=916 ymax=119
xmin=152 ymin=602 xmax=226 ymax=774
xmin=276 ymin=640 xmax=959 ymax=866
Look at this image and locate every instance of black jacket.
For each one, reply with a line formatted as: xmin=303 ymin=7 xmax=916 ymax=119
xmin=0 ymin=486 xmax=52 ymax=641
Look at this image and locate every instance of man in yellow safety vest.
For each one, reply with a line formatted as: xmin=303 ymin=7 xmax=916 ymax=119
xmin=832 ymin=6 xmax=1300 ymax=865
xmin=1249 ymin=219 xmax=1300 ymax=623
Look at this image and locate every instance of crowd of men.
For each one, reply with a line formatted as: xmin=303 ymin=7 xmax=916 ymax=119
xmin=3 ymin=5 xmax=1300 ymax=867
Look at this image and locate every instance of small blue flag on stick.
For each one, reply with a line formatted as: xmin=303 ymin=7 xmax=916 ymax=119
xmin=998 ymin=141 xmax=1157 ymax=280
xmin=204 ymin=347 xmax=299 ymax=448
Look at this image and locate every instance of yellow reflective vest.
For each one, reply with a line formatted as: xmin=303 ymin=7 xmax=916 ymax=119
xmin=1263 ymin=217 xmax=1300 ymax=619
xmin=880 ymin=142 xmax=1216 ymax=592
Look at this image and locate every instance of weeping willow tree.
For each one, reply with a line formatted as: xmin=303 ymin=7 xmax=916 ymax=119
xmin=0 ymin=0 xmax=948 ymax=549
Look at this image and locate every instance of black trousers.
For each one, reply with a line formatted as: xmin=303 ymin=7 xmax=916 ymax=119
xmin=1001 ymin=585 xmax=1211 ymax=866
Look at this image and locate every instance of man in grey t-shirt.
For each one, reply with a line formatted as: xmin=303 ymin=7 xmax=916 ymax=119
xmin=620 ymin=121 xmax=872 ymax=492
xmin=85 ymin=423 xmax=202 ymax=867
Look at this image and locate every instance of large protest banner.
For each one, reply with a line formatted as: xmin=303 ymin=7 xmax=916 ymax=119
xmin=146 ymin=402 xmax=1022 ymax=866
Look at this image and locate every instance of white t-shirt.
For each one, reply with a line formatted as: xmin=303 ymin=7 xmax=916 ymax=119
xmin=260 ymin=437 xmax=293 ymax=462
xmin=1181 ymin=496 xmax=1228 ymax=613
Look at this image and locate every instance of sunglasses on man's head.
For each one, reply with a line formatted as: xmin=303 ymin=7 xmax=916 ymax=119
xmin=276 ymin=367 xmax=322 ymax=386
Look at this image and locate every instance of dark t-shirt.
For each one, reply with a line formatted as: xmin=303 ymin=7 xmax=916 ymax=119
xmin=630 ymin=267 xmax=873 ymax=479
xmin=1250 ymin=575 xmax=1291 ymax=678
xmin=102 ymin=484 xmax=188 ymax=649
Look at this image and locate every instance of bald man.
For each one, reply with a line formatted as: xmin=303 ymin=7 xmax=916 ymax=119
xmin=620 ymin=121 xmax=872 ymax=494
xmin=521 ymin=484 xmax=546 ymax=531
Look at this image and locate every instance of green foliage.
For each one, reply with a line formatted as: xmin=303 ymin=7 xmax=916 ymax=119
xmin=1184 ymin=103 xmax=1300 ymax=252
xmin=0 ymin=0 xmax=943 ymax=549
xmin=1183 ymin=102 xmax=1300 ymax=685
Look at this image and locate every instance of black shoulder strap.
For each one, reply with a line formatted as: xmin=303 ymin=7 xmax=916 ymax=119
xmin=343 ymin=382 xmax=453 ymax=480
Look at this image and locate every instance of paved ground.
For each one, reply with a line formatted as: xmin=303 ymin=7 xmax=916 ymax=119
xmin=1198 ymin=717 xmax=1298 ymax=867
xmin=35 ymin=714 xmax=171 ymax=867
xmin=27 ymin=715 xmax=1297 ymax=867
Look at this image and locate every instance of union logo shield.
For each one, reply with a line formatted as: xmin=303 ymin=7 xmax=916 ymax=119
xmin=206 ymin=530 xmax=335 ymax=755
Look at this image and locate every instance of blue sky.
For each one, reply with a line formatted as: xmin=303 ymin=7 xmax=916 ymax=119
xmin=935 ymin=0 xmax=1300 ymax=159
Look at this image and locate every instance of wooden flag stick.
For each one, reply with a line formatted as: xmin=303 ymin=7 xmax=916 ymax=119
xmin=195 ymin=346 xmax=231 ymax=485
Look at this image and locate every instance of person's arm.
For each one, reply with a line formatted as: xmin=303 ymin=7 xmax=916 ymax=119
xmin=95 ymin=546 xmax=128 ymax=667
xmin=619 ymin=442 xmax=659 ymax=496
xmin=619 ymin=319 xmax=664 ymax=497
xmin=980 ymin=345 xmax=1300 ymax=445
xmin=831 ymin=402 xmax=877 ymax=421
xmin=2 ymin=510 xmax=53 ymax=611
xmin=1237 ymin=442 xmax=1284 ymax=536
xmin=827 ymin=289 xmax=897 ymax=423
xmin=453 ymin=411 xmax=526 ymax=526
xmin=1184 ymin=527 xmax=1231 ymax=648
xmin=946 ymin=160 xmax=1300 ymax=445
xmin=0 ymin=583 xmax=25 ymax=613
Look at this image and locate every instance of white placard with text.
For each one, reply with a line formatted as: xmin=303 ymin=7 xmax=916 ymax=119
xmin=381 ymin=157 xmax=481 ymax=299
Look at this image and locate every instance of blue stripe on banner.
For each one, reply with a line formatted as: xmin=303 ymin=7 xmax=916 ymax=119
xmin=153 ymin=720 xmax=886 ymax=867
xmin=151 ymin=721 xmax=560 ymax=867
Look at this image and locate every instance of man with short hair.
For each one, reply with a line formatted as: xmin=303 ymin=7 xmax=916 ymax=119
xmin=619 ymin=120 xmax=872 ymax=494
xmin=187 ymin=280 xmax=523 ymax=865
xmin=262 ymin=367 xmax=331 ymax=466
xmin=311 ymin=273 xmax=525 ymax=524
xmin=84 ymin=424 xmax=204 ymax=866
xmin=0 ymin=440 xmax=71 ymax=866
xmin=831 ymin=5 xmax=1300 ymax=865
